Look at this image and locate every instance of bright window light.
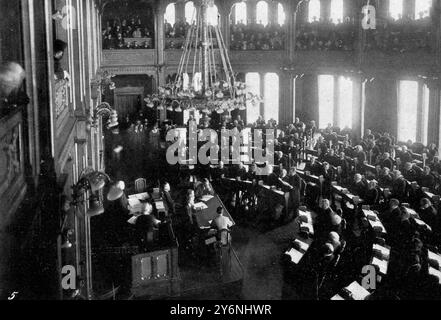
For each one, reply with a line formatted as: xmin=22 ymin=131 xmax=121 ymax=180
xmin=398 ymin=80 xmax=418 ymax=142
xmin=415 ymin=0 xmax=432 ymax=19
xmin=308 ymin=0 xmax=321 ymax=23
xmin=318 ymin=75 xmax=335 ymax=129
xmin=278 ymin=3 xmax=286 ymax=26
xmin=330 ymin=0 xmax=344 ymax=24
xmin=165 ymin=3 xmax=176 ymax=26
xmin=338 ymin=76 xmax=353 ymax=129
xmin=422 ymin=84 xmax=430 ymax=145
xmin=256 ymin=1 xmax=269 ymax=26
xmin=264 ymin=73 xmax=279 ymax=123
xmin=389 ymin=0 xmax=403 ymax=20
xmin=246 ymin=73 xmax=261 ymax=124
xmin=234 ymin=2 xmax=247 ymax=25
xmin=185 ymin=1 xmax=196 ymax=24
xmin=207 ymin=4 xmax=219 ymax=26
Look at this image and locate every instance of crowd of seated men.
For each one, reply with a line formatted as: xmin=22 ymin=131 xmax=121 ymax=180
xmin=185 ymin=113 xmax=441 ymax=299
xmin=285 ymin=121 xmax=441 ymax=299
xmin=102 ymin=16 xmax=154 ymax=50
xmin=296 ymin=18 xmax=356 ymax=51
xmin=164 ymin=19 xmax=219 ymax=49
xmin=230 ymin=21 xmax=286 ymax=51
xmin=364 ymin=15 xmax=433 ymax=53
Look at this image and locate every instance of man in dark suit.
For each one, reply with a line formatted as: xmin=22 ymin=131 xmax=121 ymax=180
xmin=392 ymin=170 xmax=408 ymax=201
xmin=380 ymin=152 xmax=394 ymax=170
xmin=351 ymin=173 xmax=368 ymax=199
xmin=419 ymin=166 xmax=436 ymax=190
xmin=161 ymin=182 xmax=175 ymax=215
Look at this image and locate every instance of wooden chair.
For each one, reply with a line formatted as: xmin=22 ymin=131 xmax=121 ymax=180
xmin=134 ymin=178 xmax=147 ymax=193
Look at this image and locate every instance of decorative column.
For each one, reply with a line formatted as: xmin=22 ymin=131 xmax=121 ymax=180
xmin=352 ymin=75 xmax=364 ymax=140
xmin=426 ymin=80 xmax=441 ymax=148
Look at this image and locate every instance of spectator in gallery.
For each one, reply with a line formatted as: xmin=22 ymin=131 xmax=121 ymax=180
xmin=54 ymin=39 xmax=70 ymax=81
xmin=133 ymin=27 xmax=142 ymax=38
xmin=149 ymin=123 xmax=161 ymax=149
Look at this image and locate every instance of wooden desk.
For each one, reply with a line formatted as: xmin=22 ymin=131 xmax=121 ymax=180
xmin=362 ymin=209 xmax=387 ymax=235
xmin=193 ymin=194 xmax=235 ymax=229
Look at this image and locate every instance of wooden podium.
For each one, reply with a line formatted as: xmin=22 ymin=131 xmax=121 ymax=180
xmin=131 ymin=223 xmax=180 ymax=299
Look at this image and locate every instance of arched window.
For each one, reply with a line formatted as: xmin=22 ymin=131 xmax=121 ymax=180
xmin=330 ymin=0 xmax=343 ymax=24
xmin=246 ymin=73 xmax=261 ymax=124
xmin=207 ymin=4 xmax=219 ymax=26
xmin=264 ymin=73 xmax=279 ymax=123
xmin=234 ymin=2 xmax=247 ymax=25
xmin=256 ymin=1 xmax=269 ymax=26
xmin=185 ymin=1 xmax=196 ymax=24
xmin=277 ymin=3 xmax=286 ymax=26
xmin=415 ymin=0 xmax=432 ymax=19
xmin=389 ymin=0 xmax=403 ymax=20
xmin=165 ymin=3 xmax=176 ymax=26
xmin=308 ymin=0 xmax=321 ymax=23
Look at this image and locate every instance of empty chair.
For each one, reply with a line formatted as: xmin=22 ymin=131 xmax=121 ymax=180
xmin=134 ymin=178 xmax=147 ymax=193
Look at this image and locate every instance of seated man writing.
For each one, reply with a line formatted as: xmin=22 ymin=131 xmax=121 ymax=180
xmin=210 ymin=207 xmax=234 ymax=243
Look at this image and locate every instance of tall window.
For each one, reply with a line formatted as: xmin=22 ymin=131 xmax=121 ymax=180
xmin=330 ymin=0 xmax=344 ymax=24
xmin=278 ymin=3 xmax=286 ymax=26
xmin=318 ymin=75 xmax=335 ymax=129
xmin=185 ymin=1 xmax=196 ymax=24
xmin=256 ymin=1 xmax=269 ymax=26
xmin=415 ymin=0 xmax=432 ymax=19
xmin=308 ymin=0 xmax=321 ymax=23
xmin=165 ymin=3 xmax=176 ymax=26
xmin=234 ymin=2 xmax=247 ymax=25
xmin=389 ymin=0 xmax=403 ymax=20
xmin=207 ymin=4 xmax=219 ymax=26
xmin=338 ymin=76 xmax=353 ymax=129
xmin=398 ymin=80 xmax=418 ymax=142
xmin=264 ymin=73 xmax=279 ymax=123
xmin=246 ymin=73 xmax=261 ymax=124
xmin=422 ymin=84 xmax=430 ymax=145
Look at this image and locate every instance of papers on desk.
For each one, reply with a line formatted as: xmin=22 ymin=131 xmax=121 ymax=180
xmin=285 ymin=248 xmax=303 ymax=264
xmin=127 ymin=215 xmax=139 ymax=225
xmin=294 ymin=238 xmax=310 ymax=252
xmin=128 ymin=199 xmax=144 ymax=214
xmin=414 ymin=218 xmax=432 ymax=231
xmin=128 ymin=192 xmax=149 ymax=201
xmin=428 ymin=251 xmax=441 ymax=270
xmin=370 ymin=220 xmax=386 ymax=234
xmin=201 ymin=195 xmax=214 ymax=202
xmin=429 ymin=267 xmax=441 ymax=284
xmin=298 ymin=210 xmax=313 ymax=223
xmin=371 ymin=256 xmax=388 ymax=275
xmin=373 ymin=244 xmax=390 ymax=260
xmin=331 ymin=294 xmax=345 ymax=300
xmin=193 ymin=202 xmax=209 ymax=210
xmin=300 ymin=222 xmax=314 ymax=235
xmin=345 ymin=281 xmax=371 ymax=300
xmin=155 ymin=200 xmax=166 ymax=212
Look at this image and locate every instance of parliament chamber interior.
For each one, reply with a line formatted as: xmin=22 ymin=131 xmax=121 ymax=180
xmin=2 ymin=0 xmax=441 ymax=301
